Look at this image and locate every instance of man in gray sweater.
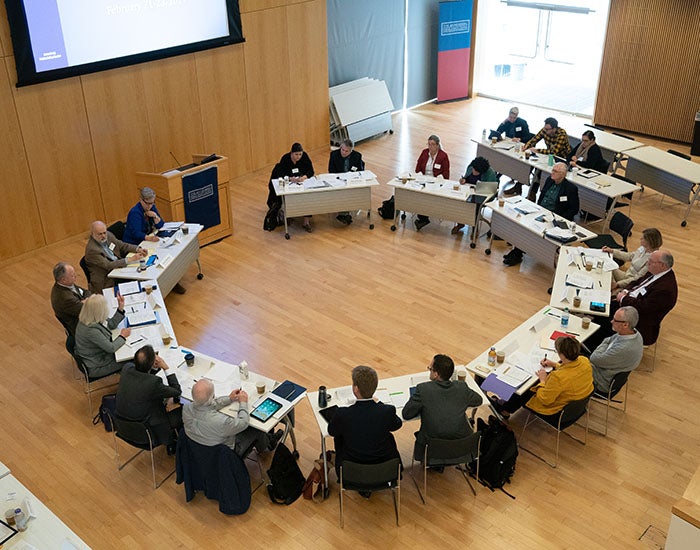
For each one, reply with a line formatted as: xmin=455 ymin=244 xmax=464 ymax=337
xmin=590 ymin=306 xmax=643 ymax=392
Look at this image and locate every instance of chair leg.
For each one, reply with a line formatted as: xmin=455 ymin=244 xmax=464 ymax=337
xmin=409 ymin=454 xmax=426 ymax=505
xmin=339 ymin=469 xmax=344 ymax=529
xmin=245 ymin=453 xmax=265 ymax=493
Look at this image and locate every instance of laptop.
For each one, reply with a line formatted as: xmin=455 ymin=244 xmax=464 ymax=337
xmin=473 ymin=180 xmax=499 ymax=197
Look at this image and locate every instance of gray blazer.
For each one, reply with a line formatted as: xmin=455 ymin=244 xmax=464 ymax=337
xmin=75 ymin=310 xmax=126 ymax=378
xmin=84 ymin=232 xmax=139 ymax=293
xmin=402 ymin=379 xmax=483 ymax=459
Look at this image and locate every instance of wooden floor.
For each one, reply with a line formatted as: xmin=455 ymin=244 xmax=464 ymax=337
xmin=1 ymin=97 xmax=698 ymax=549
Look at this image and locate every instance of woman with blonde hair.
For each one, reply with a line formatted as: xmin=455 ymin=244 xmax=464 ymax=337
xmin=604 ymin=227 xmax=663 ymax=290
xmin=75 ymin=294 xmax=130 ymax=378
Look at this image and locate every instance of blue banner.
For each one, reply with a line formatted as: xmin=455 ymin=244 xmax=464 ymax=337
xmin=182 ymin=166 xmax=220 ymax=230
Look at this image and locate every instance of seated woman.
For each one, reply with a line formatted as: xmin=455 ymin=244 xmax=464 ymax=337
xmin=496 ymin=337 xmax=593 ymax=420
xmin=277 ymin=142 xmax=315 ymax=232
xmin=75 ymin=294 xmax=131 ymax=378
xmin=568 ymin=130 xmax=609 ymax=173
xmin=604 ymin=227 xmax=662 ymax=291
xmin=453 ymin=156 xmax=499 ymax=234
xmin=414 ymin=134 xmax=450 ymax=230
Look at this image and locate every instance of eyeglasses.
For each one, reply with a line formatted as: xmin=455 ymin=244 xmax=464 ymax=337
xmin=611 ymin=318 xmax=625 ymax=323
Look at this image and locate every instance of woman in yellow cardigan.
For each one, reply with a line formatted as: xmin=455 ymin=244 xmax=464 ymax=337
xmin=496 ymin=337 xmax=593 ymax=419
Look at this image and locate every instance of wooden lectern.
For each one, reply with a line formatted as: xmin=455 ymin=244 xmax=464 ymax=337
xmin=135 ymin=155 xmax=232 ymax=247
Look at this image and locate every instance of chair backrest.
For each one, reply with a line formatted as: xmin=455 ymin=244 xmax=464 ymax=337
xmin=558 ymin=395 xmax=591 ymax=430
xmin=611 ymin=173 xmax=636 ymax=185
xmin=107 ymin=220 xmax=126 ymax=241
xmin=79 ymin=256 xmax=91 ymax=284
xmin=612 ymin=132 xmax=634 ymax=141
xmin=608 ymin=371 xmax=631 ymax=399
xmin=341 ymin=458 xmax=401 ymax=491
xmin=113 ymin=414 xmax=154 ymax=450
xmin=426 ymin=433 xmax=480 ymax=466
xmin=55 ymin=315 xmax=76 ymax=354
xmin=667 ymin=149 xmax=691 ymax=161
xmin=609 ymin=212 xmax=634 ymax=248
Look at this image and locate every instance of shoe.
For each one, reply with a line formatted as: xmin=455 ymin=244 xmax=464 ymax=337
xmin=503 ymin=254 xmax=523 ymax=266
xmin=414 ymin=218 xmax=430 ymax=231
xmin=336 ymin=214 xmax=352 ymax=225
xmin=428 ymin=466 xmax=445 ymax=473
xmin=547 ymin=287 xmax=553 ymax=295
xmin=503 ymin=249 xmax=516 ymax=260
xmin=267 ymin=429 xmax=284 ymax=451
xmin=166 ymin=443 xmax=176 ymax=456
xmin=451 ymin=223 xmax=465 ymax=235
xmin=302 ymin=223 xmax=313 ymax=233
xmin=358 ymin=490 xmax=372 ymax=499
xmin=172 ymin=283 xmax=186 ymax=295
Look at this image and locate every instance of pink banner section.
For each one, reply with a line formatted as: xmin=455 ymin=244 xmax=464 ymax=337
xmin=437 ymin=48 xmax=470 ymax=102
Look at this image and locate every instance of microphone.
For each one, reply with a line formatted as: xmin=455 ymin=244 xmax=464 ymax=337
xmin=169 ymin=151 xmax=182 ymax=167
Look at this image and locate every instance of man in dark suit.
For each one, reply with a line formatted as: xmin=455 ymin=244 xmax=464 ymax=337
xmin=328 ymin=365 xmax=402 ymax=487
xmin=328 ymin=138 xmax=365 ymax=225
xmin=402 ymin=354 xmax=483 ymax=466
xmin=84 ymin=220 xmax=147 ymax=293
xmin=504 ymin=162 xmax=579 ymax=266
xmin=51 ymin=261 xmax=91 ymax=335
xmin=116 ymin=345 xmax=182 ymax=453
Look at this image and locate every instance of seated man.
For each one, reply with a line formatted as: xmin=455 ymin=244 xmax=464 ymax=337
xmin=84 ymin=220 xmax=147 ymax=293
xmin=492 ymin=106 xmax=531 ymax=142
xmin=328 ymin=365 xmax=402 ymax=489
xmin=123 ymin=187 xmax=164 ymax=245
xmin=116 ymin=345 xmax=182 ymax=454
xmin=590 ymin=250 xmax=678 ymax=349
xmin=503 ymin=162 xmax=579 ymax=266
xmin=402 ymin=354 xmax=483 ymax=467
xmin=328 ymin=138 xmax=365 ymax=225
xmin=183 ymin=379 xmax=280 ymax=457
xmin=590 ymin=306 xmax=643 ymax=394
xmin=522 ymin=117 xmax=572 ymax=200
xmin=51 ymin=261 xmax=91 ymax=336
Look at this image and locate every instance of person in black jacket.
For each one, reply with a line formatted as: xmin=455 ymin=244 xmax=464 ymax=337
xmin=504 ymin=163 xmax=579 ymax=266
xmin=116 ymin=345 xmax=182 ymax=453
xmin=278 ymin=142 xmax=315 ymax=231
xmin=569 ymin=131 xmax=609 ymax=173
xmin=328 ymin=139 xmax=365 ymax=225
xmin=492 ymin=106 xmax=532 ymax=142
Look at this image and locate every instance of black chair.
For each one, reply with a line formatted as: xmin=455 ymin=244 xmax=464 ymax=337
xmin=668 ymin=149 xmax=691 ymax=161
xmin=592 ymin=371 xmax=632 ymax=436
xmin=410 ymin=434 xmax=480 ymax=504
xmin=584 ymin=212 xmax=634 ymax=250
xmin=339 ymin=458 xmax=401 ymax=528
xmin=74 ymin=353 xmax=119 ymax=418
xmin=107 ymin=220 xmax=126 ymax=241
xmin=519 ymin=394 xmax=592 ymax=468
xmin=111 ymin=412 xmax=175 ymax=489
xmin=79 ymin=256 xmax=91 ymax=286
xmin=609 ymin=173 xmax=637 ymax=212
xmin=55 ymin=316 xmax=83 ymax=381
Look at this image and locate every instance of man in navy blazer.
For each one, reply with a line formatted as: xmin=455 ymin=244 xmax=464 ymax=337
xmin=328 ymin=365 xmax=402 ymax=480
xmin=328 ymin=139 xmax=365 ymax=225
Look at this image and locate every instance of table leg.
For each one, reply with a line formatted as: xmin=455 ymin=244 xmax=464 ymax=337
xmin=283 ymin=197 xmax=290 ymax=240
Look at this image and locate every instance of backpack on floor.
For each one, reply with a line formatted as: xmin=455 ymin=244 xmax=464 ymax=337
xmin=266 ymin=443 xmax=305 ymax=505
xmin=378 ymin=196 xmax=395 ymax=219
xmin=469 ymin=415 xmax=517 ymax=496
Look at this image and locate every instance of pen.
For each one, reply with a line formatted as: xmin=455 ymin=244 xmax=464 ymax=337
xmin=543 ymin=308 xmax=551 ymax=315
xmin=547 ymin=312 xmax=561 ymax=318
xmin=566 ymin=331 xmax=580 ymax=336
xmin=599 ymin=281 xmax=602 ymax=287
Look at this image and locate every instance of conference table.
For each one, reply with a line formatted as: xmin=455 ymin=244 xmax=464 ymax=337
xmin=464 ymin=305 xmax=600 ymax=397
xmin=273 ymin=171 xmax=379 ymax=239
xmin=482 ymin=196 xmax=597 ymax=267
xmin=108 ymin=223 xmax=203 ymax=297
xmin=387 ymin=175 xmax=495 ymax=245
xmin=0 ymin=471 xmax=89 ymax=549
xmin=623 ymin=145 xmax=700 ymax=226
xmin=474 ymin=139 xmax=637 ymax=227
xmin=549 ymin=246 xmax=615 ymax=317
xmin=307 ymin=370 xmax=490 ymax=497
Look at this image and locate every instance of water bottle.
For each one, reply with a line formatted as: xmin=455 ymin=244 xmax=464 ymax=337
xmin=318 ymin=386 xmax=328 ymax=408
xmin=561 ymin=307 xmax=570 ymax=329
xmin=238 ymin=360 xmax=249 ymax=380
xmin=487 ymin=347 xmax=497 ymax=367
xmin=548 ymin=154 xmax=554 ymax=166
xmin=14 ymin=508 xmax=27 ymax=531
xmin=482 ymin=129 xmax=487 ymax=142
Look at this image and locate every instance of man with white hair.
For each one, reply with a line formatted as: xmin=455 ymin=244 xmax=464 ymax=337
xmin=123 ymin=187 xmax=165 ymax=244
xmin=492 ymin=106 xmax=531 ymax=142
xmin=84 ymin=220 xmax=147 ymax=293
xmin=183 ymin=379 xmax=281 ymax=456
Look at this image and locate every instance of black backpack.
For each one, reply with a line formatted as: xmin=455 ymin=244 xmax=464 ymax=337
xmin=378 ymin=196 xmax=395 ymax=219
xmin=469 ymin=415 xmax=517 ymax=496
xmin=92 ymin=393 xmax=117 ymax=432
xmin=263 ymin=203 xmax=282 ymax=231
xmin=266 ymin=443 xmax=304 ymax=505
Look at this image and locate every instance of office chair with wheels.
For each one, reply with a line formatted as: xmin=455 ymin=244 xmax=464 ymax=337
xmin=410 ymin=433 xmax=480 ymax=504
xmin=339 ymin=458 xmax=401 ymax=528
xmin=519 ymin=394 xmax=592 ymax=468
xmin=584 ymin=211 xmax=634 ymax=251
xmin=591 ymin=370 xmax=632 ymax=436
xmin=107 ymin=220 xmax=126 ymax=241
xmin=110 ymin=413 xmax=175 ymax=489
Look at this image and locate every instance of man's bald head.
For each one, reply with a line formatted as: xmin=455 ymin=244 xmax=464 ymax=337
xmin=192 ymin=379 xmax=215 ymax=405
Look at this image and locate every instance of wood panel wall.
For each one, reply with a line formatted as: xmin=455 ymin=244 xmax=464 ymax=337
xmin=0 ymin=0 xmax=328 ymax=261
xmin=595 ymin=0 xmax=700 ymax=143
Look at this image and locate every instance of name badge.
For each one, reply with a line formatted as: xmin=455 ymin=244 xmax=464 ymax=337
xmin=109 ymin=242 xmax=116 ymax=251
xmin=516 ymin=126 xmax=522 ymax=131
xmin=292 ymin=168 xmax=299 ymax=174
xmin=560 ymin=196 xmax=568 ymax=202
xmin=578 ymin=156 xmax=584 ymax=162
xmin=434 ymin=164 xmax=441 ymax=169
xmin=351 ymin=166 xmax=357 ymax=171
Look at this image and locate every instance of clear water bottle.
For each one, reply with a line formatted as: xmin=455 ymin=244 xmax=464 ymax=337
xmin=14 ymin=508 xmax=27 ymax=531
xmin=561 ymin=307 xmax=570 ymax=329
xmin=482 ymin=129 xmax=487 ymax=142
